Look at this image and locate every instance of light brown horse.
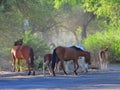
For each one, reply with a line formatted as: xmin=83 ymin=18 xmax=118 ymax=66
xmin=99 ymin=46 xmax=108 ymax=70
xmin=51 ymin=46 xmax=91 ymax=76
xmin=11 ymin=39 xmax=35 ymax=75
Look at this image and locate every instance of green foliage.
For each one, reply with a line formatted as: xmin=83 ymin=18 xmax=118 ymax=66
xmin=81 ymin=0 xmax=120 ymax=63
xmin=54 ymin=0 xmax=82 ymax=9
xmin=82 ymin=0 xmax=120 ymax=29
xmin=0 ymin=0 xmax=58 ymax=70
xmin=83 ymin=30 xmax=120 ymax=62
xmin=23 ymin=30 xmax=51 ymax=69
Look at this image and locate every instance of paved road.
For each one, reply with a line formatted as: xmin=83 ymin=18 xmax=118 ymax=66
xmin=0 ymin=70 xmax=120 ymax=90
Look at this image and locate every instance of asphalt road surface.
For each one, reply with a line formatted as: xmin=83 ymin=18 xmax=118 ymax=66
xmin=0 ymin=66 xmax=120 ymax=90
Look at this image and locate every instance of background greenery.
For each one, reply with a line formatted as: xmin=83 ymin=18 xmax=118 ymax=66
xmin=0 ymin=0 xmax=120 ymax=71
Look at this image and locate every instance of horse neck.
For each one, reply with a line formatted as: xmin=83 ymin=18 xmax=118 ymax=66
xmin=79 ymin=51 xmax=88 ymax=56
xmin=102 ymin=47 xmax=108 ymax=52
xmin=79 ymin=51 xmax=90 ymax=64
xmin=104 ymin=48 xmax=108 ymax=52
xmin=100 ymin=49 xmax=108 ymax=59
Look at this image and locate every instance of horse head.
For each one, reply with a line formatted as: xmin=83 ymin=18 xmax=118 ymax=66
xmin=84 ymin=51 xmax=91 ymax=65
xmin=14 ymin=38 xmax=23 ymax=46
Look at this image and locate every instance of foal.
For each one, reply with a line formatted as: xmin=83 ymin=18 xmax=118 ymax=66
xmin=43 ymin=53 xmax=53 ymax=75
xmin=43 ymin=53 xmax=61 ymax=76
xmin=99 ymin=46 xmax=108 ymax=70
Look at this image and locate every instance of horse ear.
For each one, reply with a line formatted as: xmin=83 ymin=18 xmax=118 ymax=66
xmin=105 ymin=46 xmax=109 ymax=50
xmin=106 ymin=46 xmax=109 ymax=48
xmin=19 ymin=38 xmax=23 ymax=45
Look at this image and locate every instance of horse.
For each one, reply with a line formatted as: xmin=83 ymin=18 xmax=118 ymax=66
xmin=43 ymin=53 xmax=53 ymax=76
xmin=43 ymin=53 xmax=61 ymax=76
xmin=11 ymin=39 xmax=35 ymax=75
xmin=99 ymin=46 xmax=109 ymax=70
xmin=51 ymin=46 xmax=91 ymax=76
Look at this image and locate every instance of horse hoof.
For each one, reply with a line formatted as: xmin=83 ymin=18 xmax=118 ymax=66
xmin=28 ymin=72 xmax=31 ymax=75
xmin=50 ymin=73 xmax=53 ymax=76
xmin=33 ymin=72 xmax=35 ymax=75
xmin=53 ymin=74 xmax=56 ymax=76
xmin=51 ymin=73 xmax=56 ymax=76
xmin=64 ymin=73 xmax=67 ymax=76
xmin=74 ymin=72 xmax=78 ymax=75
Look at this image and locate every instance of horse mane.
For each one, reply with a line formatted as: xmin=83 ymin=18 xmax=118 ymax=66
xmin=70 ymin=46 xmax=84 ymax=51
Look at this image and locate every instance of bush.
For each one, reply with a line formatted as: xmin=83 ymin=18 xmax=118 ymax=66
xmin=83 ymin=30 xmax=120 ymax=63
xmin=22 ymin=30 xmax=51 ymax=70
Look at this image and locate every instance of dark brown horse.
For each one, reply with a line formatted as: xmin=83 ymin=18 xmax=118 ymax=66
xmin=51 ymin=46 xmax=91 ymax=76
xmin=11 ymin=39 xmax=35 ymax=75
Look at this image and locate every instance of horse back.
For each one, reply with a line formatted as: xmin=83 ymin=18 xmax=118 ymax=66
xmin=11 ymin=45 xmax=33 ymax=60
xmin=20 ymin=45 xmax=33 ymax=59
xmin=55 ymin=46 xmax=79 ymax=60
xmin=11 ymin=45 xmax=23 ymax=59
xmin=44 ymin=53 xmax=52 ymax=63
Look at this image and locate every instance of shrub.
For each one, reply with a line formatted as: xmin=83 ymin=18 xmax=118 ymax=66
xmin=83 ymin=30 xmax=120 ymax=63
xmin=22 ymin=30 xmax=51 ymax=70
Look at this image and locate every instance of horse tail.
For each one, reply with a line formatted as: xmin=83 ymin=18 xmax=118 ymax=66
xmin=51 ymin=48 xmax=57 ymax=70
xmin=44 ymin=55 xmax=46 ymax=62
xmin=30 ymin=48 xmax=34 ymax=67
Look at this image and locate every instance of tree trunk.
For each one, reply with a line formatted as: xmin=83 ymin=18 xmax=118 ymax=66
xmin=72 ymin=31 xmax=79 ymax=44
xmin=81 ymin=12 xmax=95 ymax=39
xmin=82 ymin=24 xmax=87 ymax=38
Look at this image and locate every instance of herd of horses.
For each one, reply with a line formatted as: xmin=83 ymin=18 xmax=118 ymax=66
xmin=11 ymin=39 xmax=108 ymax=76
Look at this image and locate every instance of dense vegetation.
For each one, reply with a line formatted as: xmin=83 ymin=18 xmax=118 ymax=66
xmin=0 ymin=0 xmax=120 ymax=70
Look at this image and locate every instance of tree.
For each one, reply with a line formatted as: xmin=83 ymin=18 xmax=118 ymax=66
xmin=0 ymin=0 xmax=58 ymax=70
xmin=54 ymin=0 xmax=95 ymax=39
xmin=82 ymin=0 xmax=120 ymax=30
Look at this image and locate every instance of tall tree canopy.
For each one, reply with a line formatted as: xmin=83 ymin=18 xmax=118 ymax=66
xmin=82 ymin=0 xmax=120 ymax=29
xmin=54 ymin=0 xmax=120 ymax=37
xmin=54 ymin=0 xmax=96 ymax=38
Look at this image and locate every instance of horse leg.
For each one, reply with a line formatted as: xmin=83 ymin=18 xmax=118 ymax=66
xmin=13 ymin=59 xmax=16 ymax=72
xmin=51 ymin=63 xmax=56 ymax=76
xmin=73 ymin=60 xmax=79 ymax=75
xmin=12 ymin=54 xmax=16 ymax=72
xmin=31 ymin=62 xmax=35 ymax=75
xmin=55 ymin=61 xmax=60 ymax=72
xmin=27 ymin=61 xmax=31 ymax=75
xmin=85 ymin=63 xmax=88 ymax=72
xmin=64 ymin=61 xmax=69 ymax=73
xmin=17 ymin=60 xmax=20 ymax=72
xmin=32 ymin=67 xmax=35 ymax=75
xmin=48 ymin=64 xmax=53 ymax=75
xmin=61 ymin=60 xmax=67 ymax=75
xmin=43 ymin=62 xmax=46 ymax=76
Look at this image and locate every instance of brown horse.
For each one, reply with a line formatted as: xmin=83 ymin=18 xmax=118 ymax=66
xmin=11 ymin=39 xmax=35 ymax=75
xmin=51 ymin=46 xmax=91 ymax=76
xmin=43 ymin=53 xmax=61 ymax=76
xmin=99 ymin=46 xmax=109 ymax=70
xmin=43 ymin=53 xmax=53 ymax=75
